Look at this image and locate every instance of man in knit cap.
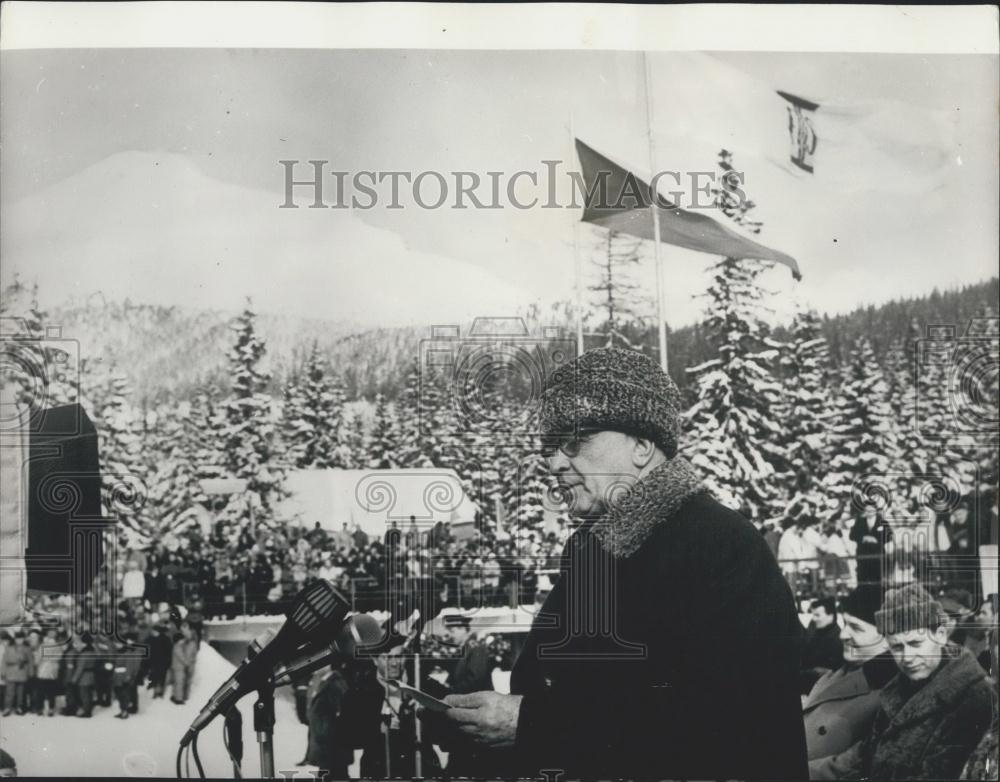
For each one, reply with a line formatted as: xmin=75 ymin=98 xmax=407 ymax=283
xmin=430 ymin=347 xmax=807 ymax=779
xmin=811 ymin=583 xmax=995 ymax=780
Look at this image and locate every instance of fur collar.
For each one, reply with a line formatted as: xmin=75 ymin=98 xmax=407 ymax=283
xmin=879 ymin=645 xmax=988 ymax=729
xmin=585 ymin=455 xmax=709 ymax=559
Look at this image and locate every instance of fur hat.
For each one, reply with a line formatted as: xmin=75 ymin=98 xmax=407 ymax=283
xmin=541 ymin=347 xmax=683 ymax=457
xmin=839 ymin=585 xmax=883 ymax=627
xmin=875 ymin=584 xmax=943 ymax=635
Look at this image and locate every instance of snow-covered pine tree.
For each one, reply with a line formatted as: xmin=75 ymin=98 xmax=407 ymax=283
xmin=367 ymin=393 xmax=401 ymax=469
xmin=333 ymin=404 xmax=365 ymax=469
xmin=966 ymin=305 xmax=1000 ymax=493
xmin=188 ymin=386 xmax=228 ymax=483
xmin=822 ymin=336 xmax=900 ymax=518
xmin=585 ymin=230 xmax=652 ymax=352
xmin=456 ymin=380 xmax=510 ymax=537
xmin=219 ymin=301 xmax=285 ymax=527
xmin=920 ymin=303 xmax=999 ymax=499
xmin=512 ymin=445 xmax=553 ymax=534
xmin=282 ymin=341 xmax=346 ymax=469
xmin=394 ymin=362 xmax=435 ymax=468
xmin=681 ymin=150 xmax=788 ymax=518
xmin=140 ymin=401 xmax=209 ymax=541
xmin=775 ymin=306 xmax=836 ymax=515
xmin=89 ymin=367 xmax=151 ymax=546
xmin=886 ymin=317 xmax=932 ymax=482
xmin=409 ymin=363 xmax=457 ymax=470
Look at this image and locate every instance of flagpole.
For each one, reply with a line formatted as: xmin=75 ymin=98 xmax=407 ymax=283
xmin=569 ymin=112 xmax=585 ymax=357
xmin=642 ymin=52 xmax=668 ymax=373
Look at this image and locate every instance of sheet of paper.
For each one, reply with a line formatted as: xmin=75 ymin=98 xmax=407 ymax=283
xmin=382 ymin=678 xmax=451 ymax=712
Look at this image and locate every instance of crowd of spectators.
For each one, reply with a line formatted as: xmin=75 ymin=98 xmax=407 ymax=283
xmin=1 ymin=591 xmax=202 ymax=722
xmin=108 ymin=515 xmax=573 ymax=621
xmin=762 ymin=493 xmax=999 ymax=602
xmin=4 ymin=490 xmax=996 ymax=780
xmin=13 ymin=488 xmax=996 ymax=638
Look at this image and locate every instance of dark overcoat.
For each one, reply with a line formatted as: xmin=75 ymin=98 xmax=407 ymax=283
xmin=862 ymin=646 xmax=994 ymax=780
xmin=509 ymin=469 xmax=808 ymax=780
xmin=305 ymin=667 xmax=352 ymax=772
xmin=804 ymin=652 xmax=896 ymax=764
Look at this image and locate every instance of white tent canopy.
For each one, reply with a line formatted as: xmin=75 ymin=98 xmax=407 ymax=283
xmin=276 ymin=468 xmax=479 ymax=538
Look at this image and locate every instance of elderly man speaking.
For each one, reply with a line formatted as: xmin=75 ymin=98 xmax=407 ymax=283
xmin=431 ymin=347 xmax=808 ymax=779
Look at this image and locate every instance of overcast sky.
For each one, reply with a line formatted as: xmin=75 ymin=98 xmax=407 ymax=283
xmin=2 ymin=48 xmax=996 ymax=328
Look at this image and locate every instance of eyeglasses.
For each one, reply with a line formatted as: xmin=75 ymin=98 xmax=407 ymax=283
xmin=540 ymin=430 xmax=600 ymax=459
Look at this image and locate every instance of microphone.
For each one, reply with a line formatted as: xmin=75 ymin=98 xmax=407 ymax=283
xmin=271 ymin=613 xmax=385 ymax=687
xmin=181 ymin=579 xmax=350 ymax=746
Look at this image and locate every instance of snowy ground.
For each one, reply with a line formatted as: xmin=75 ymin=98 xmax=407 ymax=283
xmin=0 ymin=644 xmax=334 ymax=778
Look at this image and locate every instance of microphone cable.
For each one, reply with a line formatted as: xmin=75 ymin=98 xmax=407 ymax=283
xmin=223 ymin=714 xmax=244 ymax=778
xmin=191 ymin=733 xmax=206 ymax=779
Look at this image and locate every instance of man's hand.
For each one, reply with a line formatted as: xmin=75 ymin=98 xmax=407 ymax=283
xmin=434 ymin=691 xmax=523 ymax=748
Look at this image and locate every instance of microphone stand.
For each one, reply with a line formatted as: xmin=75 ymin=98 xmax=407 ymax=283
xmin=381 ymin=707 xmax=393 ymax=779
xmin=253 ymin=682 xmax=276 ymax=778
xmin=412 ymin=637 xmax=423 ymax=777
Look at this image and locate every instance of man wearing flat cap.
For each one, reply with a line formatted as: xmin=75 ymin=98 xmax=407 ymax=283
xmin=433 ymin=347 xmax=807 ymax=778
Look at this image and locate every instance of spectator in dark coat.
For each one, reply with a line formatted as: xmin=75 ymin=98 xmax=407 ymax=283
xmin=812 ymin=585 xmax=995 ymax=780
xmin=59 ymin=637 xmax=78 ymax=715
xmin=352 ymin=524 xmax=370 ymax=551
xmin=431 ymin=348 xmax=808 ymax=780
xmin=184 ymin=601 xmax=205 ymax=645
xmin=806 ymin=586 xmax=897 ymax=774
xmin=344 ymin=659 xmax=389 ymax=780
xmin=307 ymin=522 xmax=329 ymax=549
xmin=1 ymin=633 xmax=33 ymax=715
xmin=801 ymin=596 xmax=846 ymax=694
xmin=305 ymin=664 xmax=352 ymax=778
xmin=161 ymin=554 xmax=184 ymax=606
xmin=32 ymin=629 xmax=61 ymax=716
xmin=248 ymin=555 xmax=274 ymax=615
xmin=291 ymin=667 xmax=312 ymax=766
xmin=0 ymin=631 xmax=10 ymax=709
xmin=850 ymin=503 xmax=892 ymax=587
xmin=941 ymin=500 xmax=982 ymax=596
xmin=147 ymin=623 xmax=173 ymax=699
xmin=112 ymin=635 xmax=143 ymax=719
xmin=170 ymin=621 xmax=198 ymax=704
xmin=71 ymin=633 xmax=97 ymax=717
xmin=92 ymin=633 xmax=115 ymax=707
